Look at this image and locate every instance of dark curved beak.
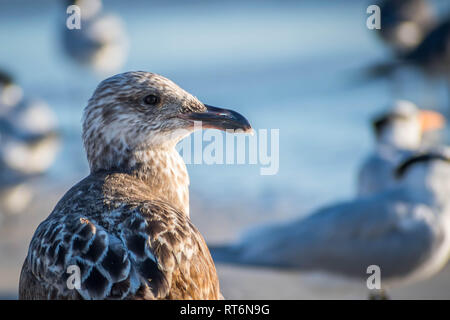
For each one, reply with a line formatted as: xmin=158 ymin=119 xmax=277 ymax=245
xmin=181 ymin=104 xmax=253 ymax=133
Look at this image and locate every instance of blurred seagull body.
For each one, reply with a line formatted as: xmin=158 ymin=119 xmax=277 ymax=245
xmin=211 ymin=149 xmax=450 ymax=295
xmin=19 ymin=71 xmax=253 ymax=300
xmin=367 ymin=17 xmax=450 ymax=80
xmin=0 ymin=98 xmax=60 ymax=175
xmin=62 ymin=0 xmax=128 ymax=74
xmin=0 ymin=71 xmax=60 ymax=217
xmin=358 ymin=100 xmax=444 ymax=196
xmin=402 ymin=17 xmax=450 ymax=76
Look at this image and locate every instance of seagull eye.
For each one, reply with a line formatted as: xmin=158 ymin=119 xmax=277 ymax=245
xmin=143 ymin=94 xmax=160 ymax=106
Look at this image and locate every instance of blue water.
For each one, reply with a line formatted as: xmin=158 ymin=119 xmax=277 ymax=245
xmin=1 ymin=0 xmax=449 ymax=218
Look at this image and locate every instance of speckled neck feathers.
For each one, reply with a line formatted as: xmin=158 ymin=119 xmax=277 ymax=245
xmin=128 ymin=148 xmax=190 ymax=216
xmin=93 ymin=146 xmax=190 ymax=217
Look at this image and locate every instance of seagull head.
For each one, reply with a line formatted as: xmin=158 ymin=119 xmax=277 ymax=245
xmin=372 ymin=100 xmax=444 ymax=150
xmin=82 ymin=71 xmax=252 ymax=171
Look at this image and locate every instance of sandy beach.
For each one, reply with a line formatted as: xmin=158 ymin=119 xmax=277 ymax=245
xmin=1 ymin=179 xmax=450 ymax=300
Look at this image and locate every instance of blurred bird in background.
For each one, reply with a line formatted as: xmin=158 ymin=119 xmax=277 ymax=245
xmin=365 ymin=1 xmax=449 ymax=107
xmin=357 ymin=100 xmax=445 ymax=196
xmin=0 ymin=70 xmax=60 ymax=222
xmin=211 ymin=95 xmax=448 ymax=299
xmin=399 ymin=16 xmax=450 ymax=77
xmin=376 ymin=0 xmax=436 ymax=56
xmin=211 ymin=148 xmax=450 ymax=299
xmin=370 ymin=16 xmax=450 ymax=78
xmin=61 ymin=0 xmax=128 ymax=74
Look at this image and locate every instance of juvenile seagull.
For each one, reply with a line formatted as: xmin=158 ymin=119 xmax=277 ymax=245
xmin=358 ymin=100 xmax=444 ymax=196
xmin=211 ymin=148 xmax=450 ymax=299
xmin=19 ymin=71 xmax=252 ymax=300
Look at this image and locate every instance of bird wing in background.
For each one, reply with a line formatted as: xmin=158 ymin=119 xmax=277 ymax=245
xmin=211 ymin=191 xmax=440 ymax=281
xmin=19 ymin=180 xmax=219 ymax=300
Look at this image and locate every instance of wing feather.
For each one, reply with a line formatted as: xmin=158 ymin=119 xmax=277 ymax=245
xmin=19 ymin=199 xmax=219 ymax=300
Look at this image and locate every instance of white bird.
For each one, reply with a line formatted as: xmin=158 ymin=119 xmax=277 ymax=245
xmin=62 ymin=0 xmax=128 ymax=74
xmin=0 ymin=71 xmax=60 ymax=217
xmin=0 ymin=101 xmax=60 ymax=176
xmin=211 ymin=148 xmax=450 ymax=299
xmin=357 ymin=100 xmax=444 ymax=197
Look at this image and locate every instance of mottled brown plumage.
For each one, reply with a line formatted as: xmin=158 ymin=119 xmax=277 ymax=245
xmin=19 ymin=71 xmax=252 ymax=300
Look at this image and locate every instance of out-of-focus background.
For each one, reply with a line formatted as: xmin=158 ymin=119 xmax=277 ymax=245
xmin=0 ymin=0 xmax=449 ymax=299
